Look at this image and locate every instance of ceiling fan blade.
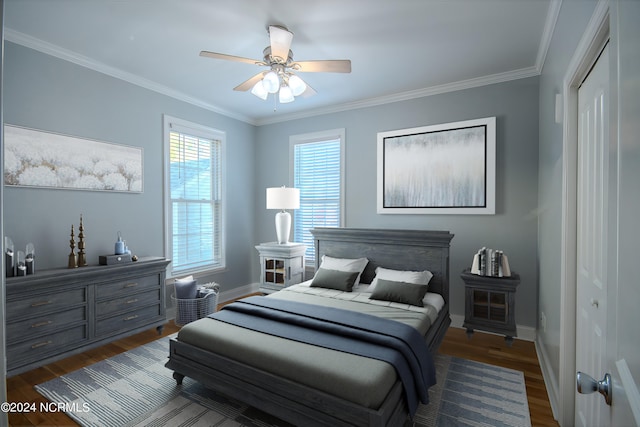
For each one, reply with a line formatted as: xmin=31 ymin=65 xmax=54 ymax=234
xmin=233 ymin=72 xmax=266 ymax=91
xmin=293 ymin=59 xmax=351 ymax=73
xmin=300 ymin=84 xmax=317 ymax=98
xmin=269 ymin=25 xmax=293 ymax=62
xmin=200 ymin=51 xmax=261 ymax=65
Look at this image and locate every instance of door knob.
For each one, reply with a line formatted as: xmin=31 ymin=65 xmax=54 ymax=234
xmin=576 ymin=371 xmax=612 ymax=405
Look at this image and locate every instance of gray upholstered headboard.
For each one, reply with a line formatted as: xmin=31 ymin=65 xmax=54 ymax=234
xmin=311 ymin=228 xmax=454 ymax=306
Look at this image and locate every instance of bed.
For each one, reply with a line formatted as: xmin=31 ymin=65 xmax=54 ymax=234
xmin=166 ymin=227 xmax=454 ymax=427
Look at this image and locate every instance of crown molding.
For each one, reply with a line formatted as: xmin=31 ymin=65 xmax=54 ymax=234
xmin=255 ymin=66 xmax=540 ymax=126
xmin=6 ymin=0 xmax=559 ymax=129
xmin=4 ymin=29 xmax=257 ymax=125
xmin=261 ymin=0 xmax=560 ymax=126
xmin=535 ymin=0 xmax=563 ymax=73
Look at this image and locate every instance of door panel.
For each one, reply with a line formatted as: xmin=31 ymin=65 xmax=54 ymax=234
xmin=610 ymin=1 xmax=640 ymax=425
xmin=575 ymin=43 xmax=610 ymax=427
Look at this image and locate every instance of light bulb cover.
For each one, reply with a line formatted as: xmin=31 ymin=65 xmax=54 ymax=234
xmin=251 ymin=80 xmax=268 ymax=100
xmin=288 ymin=74 xmax=307 ymax=96
xmin=262 ymin=71 xmax=280 ymax=93
xmin=279 ymin=85 xmax=294 ymax=103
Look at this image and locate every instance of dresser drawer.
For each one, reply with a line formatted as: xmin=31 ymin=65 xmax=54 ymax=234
xmin=6 ymin=307 xmax=87 ymax=344
xmin=96 ymin=288 xmax=161 ymax=317
xmin=7 ymin=325 xmax=88 ymax=366
xmin=95 ymin=274 xmax=160 ymax=300
xmin=6 ymin=288 xmax=87 ymax=320
xmin=96 ymin=304 xmax=163 ymax=336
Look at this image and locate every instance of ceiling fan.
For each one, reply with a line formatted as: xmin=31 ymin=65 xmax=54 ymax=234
xmin=200 ymin=25 xmax=351 ymax=103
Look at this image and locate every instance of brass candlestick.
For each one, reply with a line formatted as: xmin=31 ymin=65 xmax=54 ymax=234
xmin=77 ymin=215 xmax=87 ymax=267
xmin=68 ymin=224 xmax=77 ymax=269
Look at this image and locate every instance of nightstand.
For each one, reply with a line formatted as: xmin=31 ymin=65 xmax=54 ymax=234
xmin=255 ymin=242 xmax=307 ymax=294
xmin=461 ymin=268 xmax=521 ymax=345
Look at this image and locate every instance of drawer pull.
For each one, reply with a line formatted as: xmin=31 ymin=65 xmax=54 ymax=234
xmin=31 ymin=340 xmax=52 ymax=349
xmin=124 ymin=282 xmax=138 ymax=288
xmin=124 ymin=314 xmax=139 ymax=321
xmin=31 ymin=320 xmax=53 ymax=328
xmin=126 ymin=298 xmax=139 ymax=304
xmin=31 ymin=300 xmax=53 ymax=307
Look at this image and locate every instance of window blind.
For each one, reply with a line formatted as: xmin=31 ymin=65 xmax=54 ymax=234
xmin=168 ymin=128 xmax=223 ymax=274
xmin=293 ymin=139 xmax=342 ymax=263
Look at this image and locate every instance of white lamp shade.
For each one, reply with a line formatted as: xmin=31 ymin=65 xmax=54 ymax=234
xmin=278 ymin=85 xmax=295 ymax=103
xmin=266 ymin=187 xmax=300 ymax=210
xmin=262 ymin=71 xmax=280 ymax=93
xmin=251 ymin=80 xmax=269 ymax=100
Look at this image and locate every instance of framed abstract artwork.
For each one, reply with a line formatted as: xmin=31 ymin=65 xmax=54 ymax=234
xmin=4 ymin=125 xmax=143 ymax=193
xmin=377 ymin=117 xmax=495 ymax=214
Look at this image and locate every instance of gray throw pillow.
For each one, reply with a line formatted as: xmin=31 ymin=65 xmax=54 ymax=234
xmin=369 ymin=278 xmax=428 ymax=307
xmin=175 ymin=277 xmax=197 ymax=299
xmin=310 ymin=268 xmax=359 ymax=292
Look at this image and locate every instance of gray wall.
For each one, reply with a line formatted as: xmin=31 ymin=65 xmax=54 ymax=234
xmin=537 ymin=0 xmax=598 ymax=399
xmin=255 ymin=77 xmax=540 ymax=328
xmin=2 ymin=42 xmax=257 ymax=292
xmin=4 ymin=36 xmax=540 ymax=331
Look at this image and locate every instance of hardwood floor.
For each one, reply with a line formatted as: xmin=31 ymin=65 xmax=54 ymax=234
xmin=438 ymin=327 xmax=558 ymax=427
xmin=6 ymin=323 xmax=558 ymax=426
xmin=6 ymin=322 xmax=181 ymax=427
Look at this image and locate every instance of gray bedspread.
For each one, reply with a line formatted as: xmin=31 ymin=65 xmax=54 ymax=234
xmin=177 ymin=287 xmax=439 ymax=410
xmin=211 ymin=296 xmax=436 ymax=415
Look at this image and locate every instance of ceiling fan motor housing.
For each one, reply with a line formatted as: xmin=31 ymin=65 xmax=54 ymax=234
xmin=262 ymin=46 xmax=294 ymax=66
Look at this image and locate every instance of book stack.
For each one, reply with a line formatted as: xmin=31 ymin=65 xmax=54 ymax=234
xmin=470 ymin=247 xmax=511 ymax=277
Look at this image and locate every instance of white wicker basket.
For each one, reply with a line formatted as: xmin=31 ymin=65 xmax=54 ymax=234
xmin=172 ymin=282 xmax=219 ymax=326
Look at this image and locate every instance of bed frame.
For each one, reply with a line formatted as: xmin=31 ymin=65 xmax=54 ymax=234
xmin=166 ymin=228 xmax=454 ymax=427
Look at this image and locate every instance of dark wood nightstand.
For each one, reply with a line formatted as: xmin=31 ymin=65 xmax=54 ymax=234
xmin=461 ymin=268 xmax=520 ymax=345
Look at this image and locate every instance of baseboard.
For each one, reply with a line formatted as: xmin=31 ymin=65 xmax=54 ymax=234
xmin=166 ymin=283 xmax=260 ymax=322
xmin=536 ymin=337 xmax=561 ymax=421
xmin=218 ymin=282 xmax=261 ymax=303
xmin=450 ymin=314 xmax=536 ymax=342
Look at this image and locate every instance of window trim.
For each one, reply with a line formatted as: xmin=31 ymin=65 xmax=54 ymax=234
xmin=289 ymin=128 xmax=346 ymax=263
xmin=163 ymin=114 xmax=226 ymax=278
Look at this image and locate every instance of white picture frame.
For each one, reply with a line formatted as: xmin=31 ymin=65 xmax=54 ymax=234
xmin=377 ymin=117 xmax=495 ymax=214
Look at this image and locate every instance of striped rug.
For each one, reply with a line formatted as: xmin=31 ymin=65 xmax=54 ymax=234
xmin=35 ymin=335 xmax=531 ymax=427
xmin=414 ymin=353 xmax=531 ymax=427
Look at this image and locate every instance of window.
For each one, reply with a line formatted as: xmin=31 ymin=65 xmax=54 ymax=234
xmin=290 ymin=129 xmax=345 ymax=264
xmin=163 ymin=115 xmax=225 ymax=277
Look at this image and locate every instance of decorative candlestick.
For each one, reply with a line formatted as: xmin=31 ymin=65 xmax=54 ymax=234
xmin=5 ymin=236 xmax=15 ymax=277
xmin=77 ymin=215 xmax=87 ymax=267
xmin=26 ymin=242 xmax=35 ymax=275
xmin=16 ymin=251 xmax=26 ymax=276
xmin=68 ymin=224 xmax=77 ymax=269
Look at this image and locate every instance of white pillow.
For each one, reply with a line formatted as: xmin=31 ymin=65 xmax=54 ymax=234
xmin=369 ymin=267 xmax=433 ymax=292
xmin=319 ymin=255 xmax=369 ymax=287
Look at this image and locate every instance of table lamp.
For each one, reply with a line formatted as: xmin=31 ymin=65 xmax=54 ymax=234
xmin=266 ymin=186 xmax=300 ymax=244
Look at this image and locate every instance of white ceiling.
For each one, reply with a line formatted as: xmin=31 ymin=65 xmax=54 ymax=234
xmin=4 ymin=0 xmax=556 ymax=125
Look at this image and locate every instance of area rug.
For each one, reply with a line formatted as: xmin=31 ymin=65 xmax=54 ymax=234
xmin=35 ymin=335 xmax=531 ymax=427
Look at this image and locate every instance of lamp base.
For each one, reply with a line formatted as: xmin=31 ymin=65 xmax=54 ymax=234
xmin=274 ymin=211 xmax=291 ymax=244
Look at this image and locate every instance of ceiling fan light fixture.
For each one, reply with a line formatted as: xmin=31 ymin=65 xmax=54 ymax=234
xmin=251 ymin=80 xmax=269 ymax=100
xmin=262 ymin=71 xmax=280 ymax=93
xmin=279 ymin=85 xmax=295 ymax=103
xmin=201 ymin=23 xmax=351 ymax=106
xmin=288 ymin=74 xmax=307 ymax=96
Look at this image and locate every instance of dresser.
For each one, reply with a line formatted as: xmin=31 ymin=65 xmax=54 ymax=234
xmin=5 ymin=256 xmax=170 ymax=376
xmin=255 ymin=242 xmax=306 ymax=294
